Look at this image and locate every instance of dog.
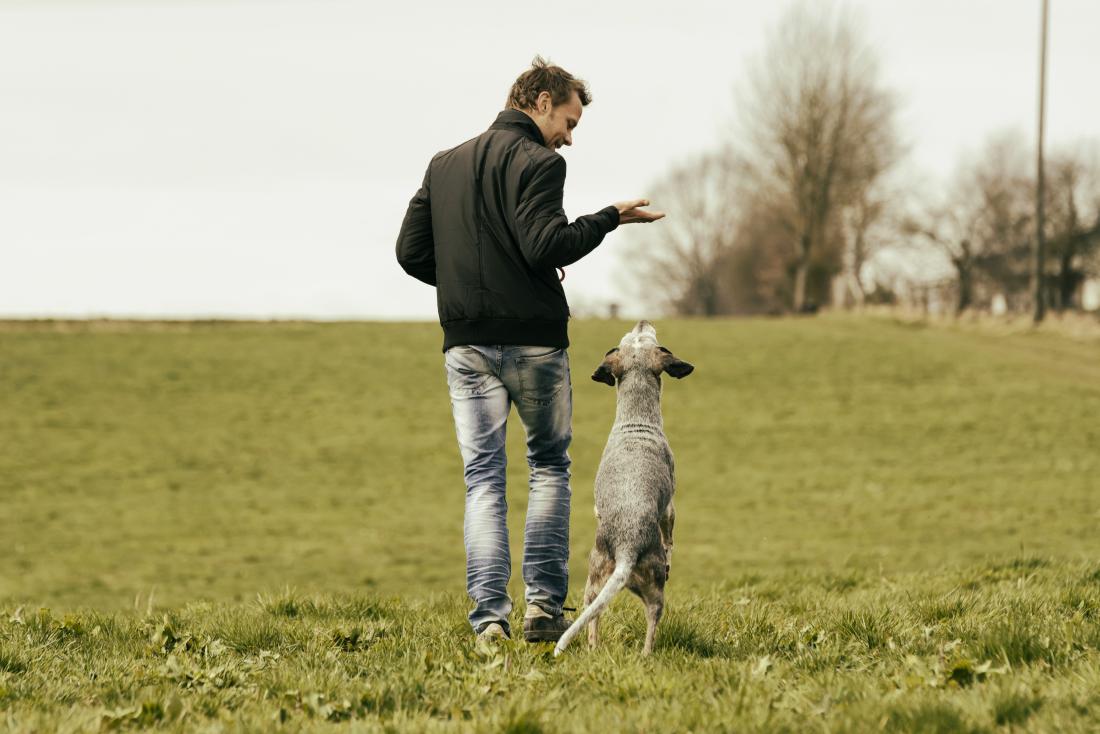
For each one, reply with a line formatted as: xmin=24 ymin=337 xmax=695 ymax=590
xmin=554 ymin=320 xmax=693 ymax=656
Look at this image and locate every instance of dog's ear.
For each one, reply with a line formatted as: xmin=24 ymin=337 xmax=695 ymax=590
xmin=658 ymin=346 xmax=694 ymax=379
xmin=591 ymin=348 xmax=621 ymax=386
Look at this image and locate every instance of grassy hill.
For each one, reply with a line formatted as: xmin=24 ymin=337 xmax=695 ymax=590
xmin=1 ymin=315 xmax=1099 ymax=731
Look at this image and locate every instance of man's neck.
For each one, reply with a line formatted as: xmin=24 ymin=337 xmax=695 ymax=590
xmin=506 ymin=107 xmax=547 ymax=147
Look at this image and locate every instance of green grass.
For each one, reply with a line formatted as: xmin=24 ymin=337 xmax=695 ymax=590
xmin=2 ymin=565 xmax=1100 ymax=732
xmin=1 ymin=315 xmax=1099 ymax=730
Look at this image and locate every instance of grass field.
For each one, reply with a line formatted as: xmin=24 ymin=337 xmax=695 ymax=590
xmin=2 ymin=315 xmax=1099 ymax=731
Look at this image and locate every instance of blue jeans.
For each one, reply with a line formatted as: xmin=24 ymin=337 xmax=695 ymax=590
xmin=444 ymin=344 xmax=572 ymax=635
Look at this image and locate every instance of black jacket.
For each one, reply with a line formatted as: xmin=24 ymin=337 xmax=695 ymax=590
xmin=396 ymin=109 xmax=619 ymax=351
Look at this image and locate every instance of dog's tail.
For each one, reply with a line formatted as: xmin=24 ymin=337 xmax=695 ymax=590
xmin=554 ymin=555 xmax=633 ymax=656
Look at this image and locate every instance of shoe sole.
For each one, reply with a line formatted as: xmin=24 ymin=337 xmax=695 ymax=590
xmin=523 ymin=629 xmax=565 ymax=643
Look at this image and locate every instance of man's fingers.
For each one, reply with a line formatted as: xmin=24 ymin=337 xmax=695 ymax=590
xmin=615 ymin=198 xmax=651 ymax=213
xmin=615 ymin=199 xmax=666 ymax=223
xmin=626 ymin=208 xmax=665 ymax=222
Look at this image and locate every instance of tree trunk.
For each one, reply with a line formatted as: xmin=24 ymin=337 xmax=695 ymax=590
xmin=956 ymin=263 xmax=973 ymax=315
xmin=793 ymin=260 xmax=809 ymax=312
xmin=793 ymin=233 xmax=811 ymax=312
xmin=700 ymin=275 xmax=719 ymax=317
xmin=1057 ymin=252 xmax=1075 ymax=311
xmin=851 ymin=269 xmax=867 ymax=308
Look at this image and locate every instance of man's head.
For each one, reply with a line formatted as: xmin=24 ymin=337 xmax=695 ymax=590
xmin=507 ymin=56 xmax=590 ymax=151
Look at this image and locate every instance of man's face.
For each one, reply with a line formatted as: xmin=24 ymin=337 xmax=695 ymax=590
xmin=529 ymin=90 xmax=582 ymax=150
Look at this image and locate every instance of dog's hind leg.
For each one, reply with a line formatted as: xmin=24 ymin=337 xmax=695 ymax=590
xmin=583 ymin=547 xmax=614 ymax=647
xmin=642 ymin=587 xmax=664 ymax=656
xmin=640 ymin=558 xmax=666 ymax=656
xmin=660 ymin=501 xmax=675 ymax=578
xmin=583 ymin=575 xmax=601 ymax=648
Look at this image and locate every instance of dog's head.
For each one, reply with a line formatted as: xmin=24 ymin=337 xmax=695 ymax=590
xmin=592 ymin=320 xmax=694 ymax=387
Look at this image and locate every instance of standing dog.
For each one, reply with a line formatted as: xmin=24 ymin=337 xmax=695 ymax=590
xmin=554 ymin=321 xmax=693 ymax=656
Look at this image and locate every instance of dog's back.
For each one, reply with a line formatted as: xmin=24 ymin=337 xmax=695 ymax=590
xmin=593 ymin=425 xmax=673 ymax=563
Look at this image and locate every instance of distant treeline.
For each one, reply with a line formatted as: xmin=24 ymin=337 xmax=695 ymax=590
xmin=623 ymin=2 xmax=1100 ymax=318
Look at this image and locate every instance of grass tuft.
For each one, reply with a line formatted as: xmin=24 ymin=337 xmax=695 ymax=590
xmin=258 ymin=590 xmax=319 ymax=619
xmin=974 ymin=616 xmax=1057 ymax=667
xmin=913 ymin=595 xmax=976 ymax=625
xmin=211 ymin=613 xmax=290 ymax=655
xmin=884 ymin=699 xmax=978 ymax=734
xmin=834 ymin=609 xmax=896 ymax=650
xmin=652 ymin=613 xmax=731 ymax=658
xmin=0 ymin=644 xmax=27 ymax=674
xmin=822 ymin=570 xmax=864 ymax=593
xmin=500 ymin=709 xmax=548 ymax=734
xmin=992 ymin=688 xmax=1043 ymax=726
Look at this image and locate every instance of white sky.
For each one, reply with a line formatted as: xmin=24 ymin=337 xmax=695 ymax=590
xmin=1 ymin=0 xmax=1097 ymax=319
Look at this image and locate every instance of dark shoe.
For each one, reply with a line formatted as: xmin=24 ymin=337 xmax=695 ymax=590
xmin=522 ymin=605 xmax=574 ymax=643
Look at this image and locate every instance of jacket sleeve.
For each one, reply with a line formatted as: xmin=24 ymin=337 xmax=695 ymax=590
xmin=395 ymin=164 xmax=437 ymax=286
xmin=514 ymin=155 xmax=620 ymax=270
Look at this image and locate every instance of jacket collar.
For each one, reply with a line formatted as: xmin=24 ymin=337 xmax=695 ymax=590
xmin=489 ymin=109 xmax=546 ymax=147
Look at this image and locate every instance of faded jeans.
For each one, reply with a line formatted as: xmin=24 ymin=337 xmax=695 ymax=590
xmin=444 ymin=344 xmax=572 ymax=635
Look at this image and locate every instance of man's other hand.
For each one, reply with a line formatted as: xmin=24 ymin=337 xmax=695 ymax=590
xmin=614 ymin=199 xmax=666 ymax=225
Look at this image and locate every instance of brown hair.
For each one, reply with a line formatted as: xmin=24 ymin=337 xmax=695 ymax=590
xmin=506 ymin=55 xmax=591 ymax=111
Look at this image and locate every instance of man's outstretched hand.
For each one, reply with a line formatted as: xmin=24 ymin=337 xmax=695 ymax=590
xmin=614 ymin=199 xmax=666 ymax=225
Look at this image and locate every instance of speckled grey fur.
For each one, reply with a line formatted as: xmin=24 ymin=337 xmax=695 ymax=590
xmin=554 ymin=321 xmax=693 ymax=656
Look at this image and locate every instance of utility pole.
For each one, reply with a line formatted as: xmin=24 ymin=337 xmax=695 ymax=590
xmin=1033 ymin=0 xmax=1049 ymax=324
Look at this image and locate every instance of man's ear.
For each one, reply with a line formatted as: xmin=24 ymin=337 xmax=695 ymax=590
xmin=591 ymin=348 xmax=621 ymax=387
xmin=659 ymin=348 xmax=694 ymax=379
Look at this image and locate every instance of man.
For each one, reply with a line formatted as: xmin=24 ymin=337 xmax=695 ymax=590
xmin=395 ymin=56 xmax=664 ymax=643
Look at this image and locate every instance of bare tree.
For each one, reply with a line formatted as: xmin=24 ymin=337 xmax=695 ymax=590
xmin=1044 ymin=145 xmax=1100 ymax=310
xmin=837 ymin=180 xmax=905 ymax=307
xmin=722 ymin=188 xmax=800 ymax=314
xmin=738 ymin=2 xmax=900 ymax=312
xmin=904 ymin=133 xmax=1035 ymax=315
xmin=969 ymin=135 xmax=1034 ymax=309
xmin=903 ymin=194 xmax=983 ymax=315
xmin=621 ymin=150 xmax=742 ymax=316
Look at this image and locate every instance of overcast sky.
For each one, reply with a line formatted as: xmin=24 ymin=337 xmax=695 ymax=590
xmin=2 ymin=0 xmax=1097 ymax=319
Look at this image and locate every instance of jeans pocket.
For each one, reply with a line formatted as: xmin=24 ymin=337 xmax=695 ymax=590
xmin=445 ymin=346 xmax=493 ymax=396
xmin=515 ymin=348 xmax=567 ymax=406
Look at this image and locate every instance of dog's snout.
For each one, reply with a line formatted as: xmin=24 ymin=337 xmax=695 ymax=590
xmin=619 ymin=320 xmax=659 ymax=350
